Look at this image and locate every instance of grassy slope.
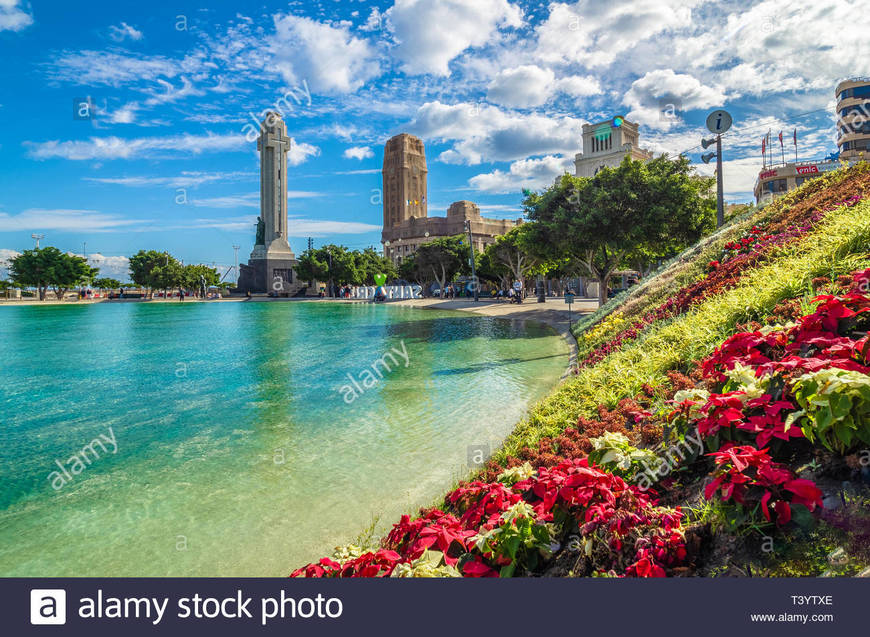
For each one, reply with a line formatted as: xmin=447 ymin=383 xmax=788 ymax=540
xmin=495 ymin=166 xmax=870 ymax=464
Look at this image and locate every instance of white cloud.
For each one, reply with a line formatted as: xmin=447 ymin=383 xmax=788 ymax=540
xmin=286 ymin=219 xmax=381 ymax=237
xmin=269 ymin=14 xmax=380 ymax=94
xmin=85 ymin=254 xmax=130 ymax=279
xmin=487 ymin=65 xmax=555 ymax=108
xmin=108 ymin=102 xmax=139 ymax=124
xmin=335 ymin=168 xmax=381 ymax=175
xmin=387 ymin=0 xmax=523 ymax=75
xmin=360 ymin=7 xmax=384 ymax=32
xmin=693 ymin=156 xmax=763 ymax=201
xmin=85 ymin=171 xmax=255 ymax=188
xmin=486 ymin=65 xmax=602 ymax=108
xmin=25 ymin=132 xmax=249 ymax=160
xmin=0 ymin=0 xmax=33 ymax=32
xmin=673 ymin=1 xmax=870 ymax=95
xmin=623 ymin=69 xmax=727 ymax=130
xmin=26 ymin=131 xmax=319 ymax=163
xmin=534 ymin=0 xmax=699 ymax=68
xmin=288 ymin=139 xmax=321 ymax=165
xmin=191 ymin=191 xmax=322 ymax=208
xmin=143 ymin=77 xmax=205 ymax=106
xmin=343 ymin=146 xmax=374 ymax=160
xmin=44 ymin=51 xmax=185 ymax=86
xmin=0 ymin=247 xmax=20 ymax=269
xmin=191 ymin=195 xmax=259 ymax=209
xmin=0 ymin=209 xmax=148 ymax=232
xmin=409 ymin=101 xmax=586 ymax=164
xmin=469 ymin=155 xmax=574 ymax=193
xmin=556 ymin=75 xmax=603 ymax=99
xmin=180 ymin=217 xmax=380 ymax=237
xmin=108 ymin=22 xmax=143 ymax=42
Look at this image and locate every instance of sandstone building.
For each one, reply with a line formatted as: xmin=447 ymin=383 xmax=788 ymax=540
xmin=574 ymin=117 xmax=653 ymax=177
xmin=381 ymin=133 xmax=521 ymax=265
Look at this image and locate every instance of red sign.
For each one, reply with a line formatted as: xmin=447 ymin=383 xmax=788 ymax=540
xmin=796 ymin=165 xmax=819 ymax=175
xmin=759 ymin=169 xmax=777 ymax=179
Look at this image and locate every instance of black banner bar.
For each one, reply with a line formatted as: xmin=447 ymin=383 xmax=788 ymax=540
xmin=5 ymin=577 xmax=867 ymax=636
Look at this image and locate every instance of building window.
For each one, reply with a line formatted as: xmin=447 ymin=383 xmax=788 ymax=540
xmin=839 ymin=85 xmax=870 ymax=101
xmin=765 ymin=178 xmax=788 ymax=193
xmin=844 ymin=139 xmax=870 ymax=151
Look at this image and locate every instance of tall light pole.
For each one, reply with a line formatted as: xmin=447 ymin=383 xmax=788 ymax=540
xmin=232 ymin=245 xmax=240 ymax=284
xmin=702 ymin=110 xmax=732 ymax=228
xmin=31 ymin=233 xmax=44 ymax=249
xmin=464 ymin=219 xmax=478 ymax=302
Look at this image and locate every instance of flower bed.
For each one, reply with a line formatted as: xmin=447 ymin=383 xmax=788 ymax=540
xmin=290 ymin=165 xmax=870 ymax=578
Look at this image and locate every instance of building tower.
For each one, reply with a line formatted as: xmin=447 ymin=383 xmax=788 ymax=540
xmin=382 ymin=134 xmax=428 ymax=233
xmin=258 ymin=111 xmax=295 ymax=261
xmin=236 ymin=111 xmax=299 ymax=294
xmin=574 ymin=117 xmax=653 ymax=178
xmin=836 ymin=78 xmax=870 ymax=160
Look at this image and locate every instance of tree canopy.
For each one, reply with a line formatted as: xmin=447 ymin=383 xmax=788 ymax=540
xmin=128 ymin=250 xmax=219 ymax=297
xmin=482 ymin=225 xmax=550 ymax=288
xmin=295 ymin=245 xmax=396 ymax=288
xmin=8 ymin=247 xmax=96 ymax=300
xmin=93 ymin=277 xmax=122 ymax=290
xmin=523 ymin=154 xmax=715 ymax=305
xmin=413 ymin=235 xmax=469 ymax=294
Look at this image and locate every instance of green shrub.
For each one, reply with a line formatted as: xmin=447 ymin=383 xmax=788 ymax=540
xmin=789 ymin=369 xmax=870 ymax=453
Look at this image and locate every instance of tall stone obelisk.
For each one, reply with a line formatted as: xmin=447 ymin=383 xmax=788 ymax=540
xmin=237 ymin=111 xmax=299 ymax=294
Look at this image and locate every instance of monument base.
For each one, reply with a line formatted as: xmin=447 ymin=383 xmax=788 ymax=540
xmin=237 ymin=256 xmax=301 ymax=295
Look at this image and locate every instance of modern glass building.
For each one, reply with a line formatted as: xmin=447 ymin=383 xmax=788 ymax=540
xmin=836 ymin=78 xmax=870 ymax=159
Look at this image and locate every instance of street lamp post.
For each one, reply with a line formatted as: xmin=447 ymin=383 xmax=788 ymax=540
xmin=327 ymin=247 xmax=333 ymax=298
xmin=702 ymin=110 xmax=733 ymax=228
xmin=464 ymin=220 xmax=478 ymax=301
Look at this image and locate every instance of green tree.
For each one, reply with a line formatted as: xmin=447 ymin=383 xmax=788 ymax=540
xmin=485 ymin=225 xmax=549 ymax=290
xmin=397 ymin=252 xmax=427 ymax=287
xmin=353 ymin=247 xmax=397 ymax=285
xmin=150 ymin=258 xmax=184 ymax=298
xmin=414 ymin=235 xmax=467 ymax=294
xmin=9 ymin=247 xmax=95 ymax=300
xmin=93 ymin=277 xmax=122 ymax=291
xmin=523 ymin=155 xmax=715 ymax=306
xmin=129 ymin=250 xmax=173 ymax=298
xmin=294 ymin=249 xmax=329 ymax=285
xmin=50 ymin=254 xmax=97 ymax=299
xmin=9 ymin=248 xmax=53 ymax=300
xmin=294 ymin=245 xmax=359 ymax=294
xmin=182 ymin=264 xmax=220 ymax=294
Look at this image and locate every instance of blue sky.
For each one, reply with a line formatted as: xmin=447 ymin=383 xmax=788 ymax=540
xmin=0 ymin=0 xmax=866 ymax=280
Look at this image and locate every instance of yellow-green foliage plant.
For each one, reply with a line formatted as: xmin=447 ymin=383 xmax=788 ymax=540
xmin=497 ymin=194 xmax=870 ymax=462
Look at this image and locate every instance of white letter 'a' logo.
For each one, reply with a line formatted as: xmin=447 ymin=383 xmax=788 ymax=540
xmin=30 ymin=589 xmax=67 ymax=625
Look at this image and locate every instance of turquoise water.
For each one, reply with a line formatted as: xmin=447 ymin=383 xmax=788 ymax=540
xmin=0 ymin=301 xmax=567 ymax=576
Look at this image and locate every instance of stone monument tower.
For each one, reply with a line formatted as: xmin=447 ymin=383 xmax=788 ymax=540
xmin=382 ymin=133 xmax=427 ymax=230
xmin=237 ymin=111 xmax=299 ymax=294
